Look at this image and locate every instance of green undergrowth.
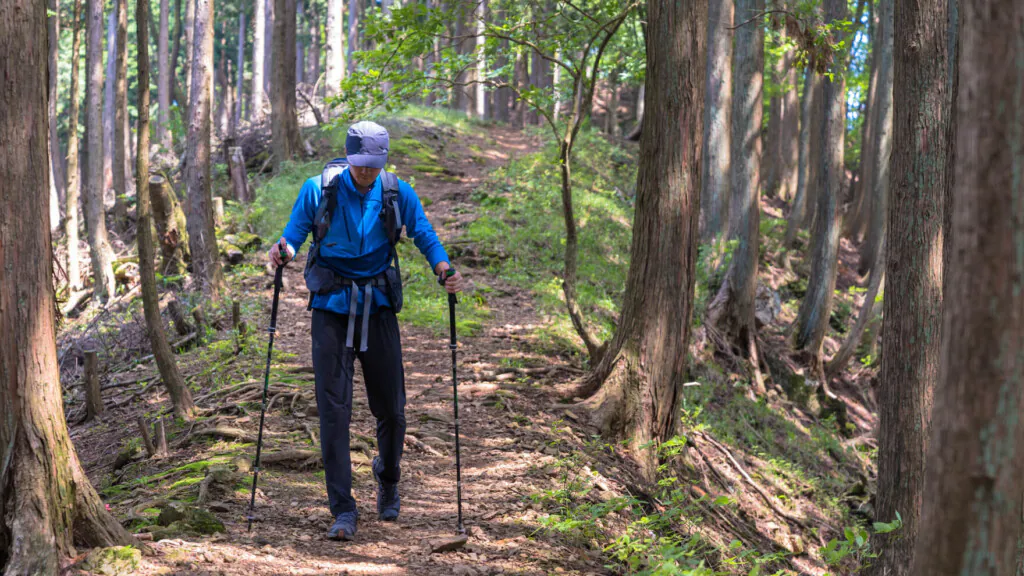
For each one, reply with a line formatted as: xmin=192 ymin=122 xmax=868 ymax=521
xmin=460 ymin=127 xmax=637 ymax=361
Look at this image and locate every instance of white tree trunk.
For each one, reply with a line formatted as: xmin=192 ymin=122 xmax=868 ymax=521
xmin=325 ymin=0 xmax=345 ymax=98
xmin=158 ymin=0 xmax=171 ymax=148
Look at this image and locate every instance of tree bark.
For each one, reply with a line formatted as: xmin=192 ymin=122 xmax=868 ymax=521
xmin=137 ymin=0 xmax=196 ymax=421
xmin=710 ymin=0 xmax=763 ymax=391
xmin=295 ymin=0 xmax=305 ymax=86
xmin=234 ymin=11 xmax=246 ymax=128
xmin=845 ymin=0 xmax=877 ymax=242
xmin=149 ymin=174 xmax=190 ymax=275
xmin=699 ymin=0 xmax=733 ymax=241
xmin=792 ymin=0 xmax=846 ymax=371
xmin=229 ymin=147 xmax=250 ymax=203
xmin=157 ymin=0 xmax=172 ymax=149
xmin=783 ymin=68 xmax=815 ymax=248
xmin=48 ymin=0 xmax=66 ymax=219
xmin=66 ymin=0 xmax=85 ymax=291
xmin=185 ymin=0 xmax=225 ymax=298
xmin=265 ymin=0 xmax=275 ymax=98
xmin=113 ymin=0 xmax=129 ymax=233
xmin=307 ymin=4 xmax=319 ymax=90
xmin=216 ymin=20 xmax=230 ymax=137
xmin=764 ymin=37 xmax=785 ymax=197
xmin=867 ymin=0 xmax=952 ymax=571
xmin=272 ymin=0 xmax=302 ymax=169
xmin=778 ymin=48 xmax=798 ymax=202
xmin=169 ymin=0 xmax=186 ymax=111
xmin=493 ymin=7 xmax=510 ymax=123
xmin=582 ymin=0 xmax=705 ymax=482
xmin=252 ymin=0 xmax=268 ymax=120
xmin=859 ymin=0 xmax=893 ymax=277
xmin=103 ymin=9 xmax=116 ymax=200
xmin=475 ymin=0 xmax=488 ymax=118
xmin=912 ymin=2 xmax=1024 ymax=572
xmin=0 ymin=1 xmax=135 ymax=566
xmin=184 ymin=0 xmax=195 ymax=115
xmin=347 ymin=0 xmax=357 ymax=74
xmin=86 ymin=0 xmax=117 ymax=302
xmin=325 ymin=0 xmax=345 ymax=99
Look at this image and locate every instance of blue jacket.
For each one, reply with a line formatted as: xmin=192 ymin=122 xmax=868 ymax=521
xmin=281 ymin=169 xmax=449 ymax=315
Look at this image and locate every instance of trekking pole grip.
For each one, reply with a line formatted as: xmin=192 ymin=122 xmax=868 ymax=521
xmin=438 ymin=267 xmax=458 ymax=305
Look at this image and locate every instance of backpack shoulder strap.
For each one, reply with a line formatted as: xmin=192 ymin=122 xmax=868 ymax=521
xmin=379 ymin=171 xmax=403 ymax=246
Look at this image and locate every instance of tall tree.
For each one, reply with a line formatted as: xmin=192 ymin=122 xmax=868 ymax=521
xmin=912 ymin=1 xmax=1024 ymax=572
xmin=709 ymin=0 xmax=765 ymax=393
xmin=0 ymin=0 xmax=135 ymax=568
xmin=867 ymin=0 xmax=952 ymax=571
xmin=185 ymin=0 xmax=226 ymax=297
xmin=66 ymin=0 xmax=85 ymax=291
xmin=859 ymin=0 xmax=894 ymax=276
xmin=792 ymin=0 xmax=846 ymax=372
xmin=347 ymin=0 xmax=357 ymax=74
xmin=580 ymin=0 xmax=705 ymax=481
xmin=112 ymin=0 xmax=129 ymax=233
xmin=169 ymin=0 xmax=186 ymax=108
xmin=253 ymin=0 xmax=268 ymax=119
xmin=158 ymin=0 xmax=172 ymax=148
xmin=295 ymin=0 xmax=305 ymax=85
xmin=235 ymin=9 xmax=246 ymax=127
xmin=699 ymin=0 xmax=732 ymax=241
xmin=325 ymin=0 xmax=345 ymax=98
xmin=778 ymin=46 xmax=798 ymax=201
xmin=475 ymin=0 xmax=488 ymax=118
xmin=272 ymin=0 xmax=302 ymax=168
xmin=264 ymin=0 xmax=274 ymax=98
xmin=103 ymin=8 xmax=117 ymax=197
xmin=307 ymin=3 xmax=320 ymax=87
xmin=846 ymin=0 xmax=878 ymax=242
xmin=783 ymin=68 xmax=815 ymax=248
xmin=86 ymin=0 xmax=117 ymax=301
xmin=137 ymin=0 xmax=196 ymax=421
xmin=184 ymin=0 xmax=195 ymax=113
xmin=48 ymin=0 xmax=66 ymax=218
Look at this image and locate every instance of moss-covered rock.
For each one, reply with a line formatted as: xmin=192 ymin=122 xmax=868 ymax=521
xmin=80 ymin=546 xmax=141 ymax=575
xmin=188 ymin=508 xmax=226 ymax=535
xmin=156 ymin=502 xmax=188 ymax=526
xmin=150 ymin=520 xmax=197 ymax=541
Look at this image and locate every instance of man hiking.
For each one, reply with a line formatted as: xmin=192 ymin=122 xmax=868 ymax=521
xmin=268 ymin=120 xmax=463 ymax=541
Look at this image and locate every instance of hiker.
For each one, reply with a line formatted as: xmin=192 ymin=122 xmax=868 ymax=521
xmin=268 ymin=120 xmax=464 ymax=541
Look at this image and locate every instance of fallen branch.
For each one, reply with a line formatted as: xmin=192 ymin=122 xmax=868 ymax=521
xmin=406 ymin=435 xmax=443 ymax=457
xmin=260 ymin=450 xmax=322 ymax=469
xmin=190 ymin=426 xmax=258 ymax=443
xmin=696 ymin=432 xmax=808 ymax=527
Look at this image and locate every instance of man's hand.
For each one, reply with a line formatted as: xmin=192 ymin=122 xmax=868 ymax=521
xmin=434 ymin=262 xmax=464 ymax=294
xmin=269 ymin=237 xmax=295 ymax=267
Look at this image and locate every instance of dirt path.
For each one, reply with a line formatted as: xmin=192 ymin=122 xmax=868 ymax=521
xmin=122 ymin=123 xmax=612 ymax=576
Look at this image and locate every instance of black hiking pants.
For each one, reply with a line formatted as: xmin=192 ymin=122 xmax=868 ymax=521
xmin=311 ymin=307 xmax=406 ymax=517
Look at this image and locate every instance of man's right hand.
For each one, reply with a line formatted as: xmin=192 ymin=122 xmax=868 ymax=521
xmin=269 ymin=237 xmax=295 ymax=267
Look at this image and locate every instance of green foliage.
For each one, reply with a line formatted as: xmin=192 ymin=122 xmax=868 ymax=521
xmin=457 ymin=127 xmax=636 ymax=359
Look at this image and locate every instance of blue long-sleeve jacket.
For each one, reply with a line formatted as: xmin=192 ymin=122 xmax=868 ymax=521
xmin=281 ymin=169 xmax=449 ymax=315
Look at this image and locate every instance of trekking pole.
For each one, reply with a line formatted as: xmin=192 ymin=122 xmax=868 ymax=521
xmin=248 ymin=264 xmax=284 ymax=533
xmin=441 ymin=268 xmax=466 ymax=536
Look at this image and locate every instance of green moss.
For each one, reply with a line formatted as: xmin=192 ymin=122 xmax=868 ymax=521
xmin=412 ymin=163 xmax=445 ymax=174
xmin=81 ymin=546 xmax=141 ymax=575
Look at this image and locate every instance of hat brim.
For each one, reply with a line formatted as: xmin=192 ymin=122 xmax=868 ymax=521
xmin=347 ymin=154 xmax=388 ymax=168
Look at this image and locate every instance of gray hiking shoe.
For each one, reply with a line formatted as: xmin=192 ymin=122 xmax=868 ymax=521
xmin=326 ymin=511 xmax=358 ymax=541
xmin=372 ymin=456 xmax=401 ymax=521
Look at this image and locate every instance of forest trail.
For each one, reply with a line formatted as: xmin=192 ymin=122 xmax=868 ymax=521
xmin=79 ymin=122 xmax=616 ymax=576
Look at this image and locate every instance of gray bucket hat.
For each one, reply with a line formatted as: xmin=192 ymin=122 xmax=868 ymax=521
xmin=345 ymin=121 xmax=390 ymax=168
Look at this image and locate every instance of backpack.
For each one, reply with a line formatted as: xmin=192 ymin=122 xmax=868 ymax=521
xmin=304 ymin=158 xmax=405 ymax=313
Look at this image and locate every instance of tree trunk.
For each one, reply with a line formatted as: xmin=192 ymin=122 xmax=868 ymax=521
xmin=272 ymin=0 xmax=302 ymax=169
xmin=112 ymin=0 xmax=129 ymax=233
xmin=48 ymin=0 xmax=66 ymax=218
xmin=912 ymin=1 xmax=1024 ymax=572
xmin=185 ymin=0 xmax=226 ymax=298
xmin=475 ymin=0 xmax=488 ymax=118
xmin=66 ymin=0 xmax=85 ymax=291
xmin=825 ymin=267 xmax=883 ymax=378
xmin=0 ymin=1 xmax=135 ymax=566
xmin=216 ymin=20 xmax=230 ymax=136
xmin=265 ymin=0 xmax=275 ymax=98
xmin=295 ymin=0 xmax=305 ymax=86
xmin=867 ymin=0 xmax=952 ymax=571
xmin=859 ymin=0 xmax=894 ymax=276
xmin=235 ymin=11 xmax=246 ymax=127
xmin=452 ymin=3 xmax=471 ymax=115
xmin=778 ymin=48 xmax=798 ymax=201
xmin=710 ymin=0 xmax=763 ymax=391
xmin=103 ymin=9 xmax=117 ymax=200
xmin=764 ymin=41 xmax=785 ymax=197
xmin=803 ymin=72 xmax=825 ymax=234
xmin=136 ymin=0 xmax=196 ymax=421
xmin=783 ymin=68 xmax=815 ymax=248
xmin=169 ymin=0 xmax=186 ymax=112
xmin=792 ymin=0 xmax=846 ymax=371
xmin=184 ymin=0 xmax=195 ymax=114
xmin=229 ymin=147 xmax=250 ymax=203
xmin=582 ymin=0 xmax=705 ymax=481
xmin=86 ymin=0 xmax=117 ymax=302
xmin=699 ymin=0 xmax=732 ymax=241
xmin=149 ymin=174 xmax=190 ymax=275
xmin=157 ymin=0 xmax=171 ymax=148
xmin=347 ymin=0 xmax=357 ymax=74
xmin=253 ymin=0 xmax=267 ymax=120
xmin=845 ymin=0 xmax=877 ymax=242
xmin=307 ymin=4 xmax=319 ymax=90
xmin=325 ymin=0 xmax=345 ymax=98
xmin=493 ymin=8 xmax=510 ymax=123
